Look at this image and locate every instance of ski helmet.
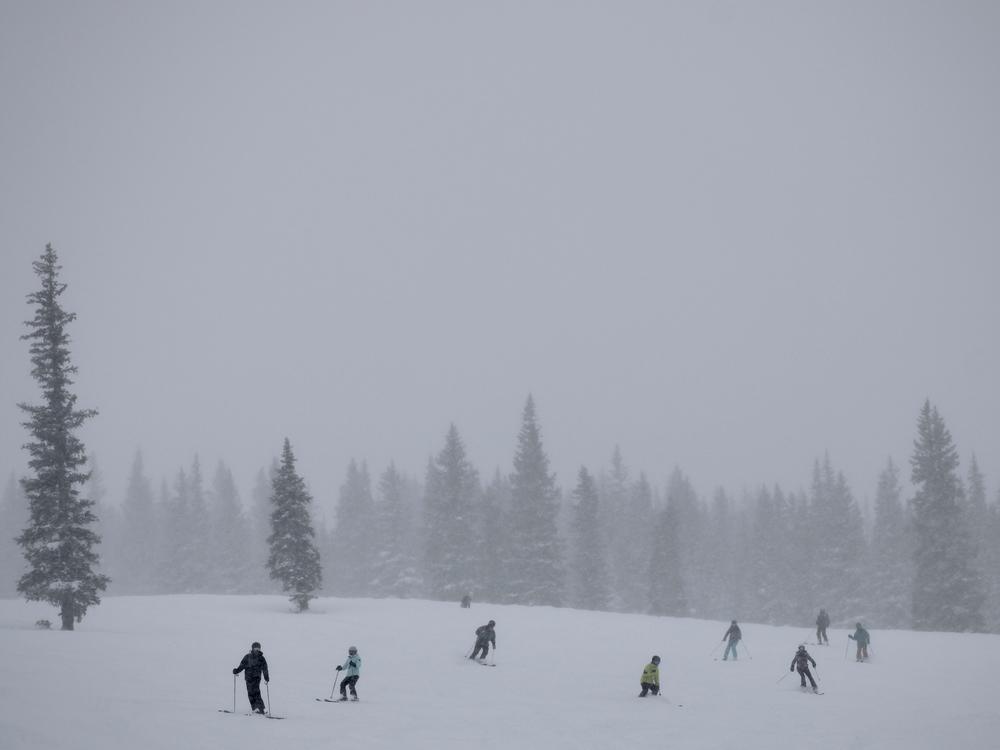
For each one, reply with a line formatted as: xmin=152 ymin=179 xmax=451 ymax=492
xmin=488 ymin=620 xmax=495 ymax=626
xmin=651 ymin=655 xmax=660 ymax=664
xmin=348 ymin=646 xmax=357 ymax=655
xmin=252 ymin=641 xmax=261 ymax=650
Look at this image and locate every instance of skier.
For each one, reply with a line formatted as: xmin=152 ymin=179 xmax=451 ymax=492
xmin=815 ymin=609 xmax=830 ymax=645
xmin=335 ymin=646 xmax=362 ymax=701
xmin=233 ymin=641 xmax=269 ymax=714
xmin=461 ymin=594 xmax=471 ymax=608
xmin=469 ymin=619 xmax=496 ymax=661
xmin=638 ymin=655 xmax=660 ymax=697
xmin=848 ymin=622 xmax=871 ymax=661
xmin=790 ymin=644 xmax=818 ymax=692
xmin=721 ymin=620 xmax=742 ymax=660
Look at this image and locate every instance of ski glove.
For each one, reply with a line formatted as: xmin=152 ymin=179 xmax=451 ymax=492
xmin=790 ymin=667 xmax=794 ymax=672
xmin=233 ymin=668 xmax=239 ymax=674
xmin=336 ymin=666 xmax=343 ymax=671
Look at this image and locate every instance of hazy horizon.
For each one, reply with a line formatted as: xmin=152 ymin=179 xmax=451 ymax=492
xmin=2 ymin=1 xmax=998 ymax=514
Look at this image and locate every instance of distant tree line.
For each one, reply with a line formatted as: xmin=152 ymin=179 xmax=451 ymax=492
xmin=4 ymin=393 xmax=999 ymax=633
xmin=5 ymin=245 xmax=1000 ymax=632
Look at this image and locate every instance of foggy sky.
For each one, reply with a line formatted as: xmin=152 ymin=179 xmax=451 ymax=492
xmin=2 ymin=1 xmax=999 ymax=517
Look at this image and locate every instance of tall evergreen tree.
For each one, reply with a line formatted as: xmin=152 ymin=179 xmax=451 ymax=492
xmin=569 ymin=466 xmax=610 ymax=610
xmin=423 ymin=425 xmax=479 ymax=600
xmin=910 ymin=401 xmax=984 ymax=632
xmin=477 ymin=470 xmax=512 ymax=603
xmin=371 ymin=462 xmax=421 ymax=598
xmin=267 ymin=439 xmax=322 ymax=611
xmin=16 ymin=245 xmax=109 ymax=629
xmin=250 ymin=464 xmax=278 ymax=593
xmin=648 ymin=497 xmax=687 ymax=616
xmin=506 ymin=396 xmax=564 ymax=605
xmin=210 ymin=461 xmax=253 ymax=593
xmin=116 ymin=451 xmax=156 ymax=594
xmin=330 ymin=459 xmax=376 ymax=596
xmin=867 ymin=457 xmax=912 ymax=627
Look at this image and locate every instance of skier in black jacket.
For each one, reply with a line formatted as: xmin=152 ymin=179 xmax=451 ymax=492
xmin=469 ymin=620 xmax=496 ymax=660
xmin=790 ymin=645 xmax=818 ymax=692
xmin=233 ymin=641 xmax=270 ymax=713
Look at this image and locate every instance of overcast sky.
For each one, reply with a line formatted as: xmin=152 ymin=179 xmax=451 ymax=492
xmin=2 ymin=1 xmax=998 ymax=517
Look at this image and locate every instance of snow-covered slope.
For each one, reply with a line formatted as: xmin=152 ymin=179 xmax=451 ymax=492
xmin=0 ymin=595 xmax=996 ymax=749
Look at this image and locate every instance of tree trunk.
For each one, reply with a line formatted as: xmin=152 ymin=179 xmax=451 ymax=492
xmin=60 ymin=596 xmax=75 ymax=630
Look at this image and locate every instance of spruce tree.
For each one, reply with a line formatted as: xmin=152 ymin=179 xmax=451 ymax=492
xmin=423 ymin=425 xmax=479 ymax=600
xmin=267 ymin=439 xmax=322 ymax=611
xmin=210 ymin=461 xmax=253 ymax=593
xmin=116 ymin=451 xmax=156 ymax=594
xmin=910 ymin=401 xmax=985 ymax=632
xmin=478 ymin=470 xmax=512 ymax=602
xmin=331 ymin=459 xmax=376 ymax=596
xmin=371 ymin=462 xmax=420 ymax=598
xmin=16 ymin=244 xmax=109 ymax=629
xmin=569 ymin=467 xmax=610 ymax=610
xmin=648 ymin=498 xmax=687 ymax=616
xmin=867 ymin=458 xmax=912 ymax=627
xmin=506 ymin=396 xmax=564 ymax=605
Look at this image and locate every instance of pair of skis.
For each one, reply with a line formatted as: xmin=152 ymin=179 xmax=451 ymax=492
xmin=218 ymin=709 xmax=285 ymax=719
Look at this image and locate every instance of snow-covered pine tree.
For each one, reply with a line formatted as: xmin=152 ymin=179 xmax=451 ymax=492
xmin=477 ymin=470 xmax=512 ymax=603
xmin=506 ymin=396 xmax=564 ymax=606
xmin=330 ymin=459 xmax=375 ymax=596
xmin=185 ymin=456 xmax=212 ymax=592
xmin=16 ymin=244 xmax=109 ymax=629
xmin=115 ymin=451 xmax=156 ymax=594
xmin=745 ymin=485 xmax=789 ymax=624
xmin=210 ymin=461 xmax=253 ymax=593
xmin=601 ymin=446 xmax=632 ymax=611
xmin=267 ymin=439 xmax=322 ymax=611
xmin=371 ymin=462 xmax=421 ymax=598
xmin=910 ymin=402 xmax=985 ymax=631
xmin=423 ymin=425 xmax=479 ymax=601
xmin=867 ymin=458 xmax=912 ymax=628
xmin=250 ymin=465 xmax=277 ymax=593
xmin=700 ymin=488 xmax=739 ymax=621
xmin=569 ymin=466 xmax=610 ymax=611
xmin=647 ymin=496 xmax=686 ymax=616
xmin=808 ymin=456 xmax=866 ymax=621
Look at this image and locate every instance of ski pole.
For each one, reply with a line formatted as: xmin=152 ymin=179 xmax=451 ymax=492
xmin=329 ymin=675 xmax=340 ymax=700
xmin=233 ymin=674 xmax=237 ymax=713
xmin=776 ymin=671 xmax=790 ymax=684
xmin=740 ymin=641 xmax=753 ymax=660
xmin=844 ymin=638 xmax=850 ymax=660
xmin=709 ymin=641 xmax=724 ymax=657
xmin=266 ymin=681 xmax=271 ymax=716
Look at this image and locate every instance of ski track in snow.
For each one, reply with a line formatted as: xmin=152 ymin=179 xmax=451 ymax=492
xmin=0 ymin=595 xmax=998 ymax=750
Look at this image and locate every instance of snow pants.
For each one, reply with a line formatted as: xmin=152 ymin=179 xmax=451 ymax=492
xmin=340 ymin=675 xmax=359 ymax=698
xmin=723 ymin=639 xmax=739 ymax=660
xmin=471 ymin=640 xmax=491 ymax=660
xmin=245 ymin=677 xmax=265 ymax=712
xmin=639 ymin=682 xmax=660 ymax=697
xmin=855 ymin=643 xmax=868 ymax=661
xmin=816 ymin=626 xmax=828 ymax=644
xmin=797 ymin=667 xmax=817 ymax=689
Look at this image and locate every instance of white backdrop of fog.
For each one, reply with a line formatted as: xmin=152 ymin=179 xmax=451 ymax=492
xmin=2 ymin=1 xmax=998 ymax=518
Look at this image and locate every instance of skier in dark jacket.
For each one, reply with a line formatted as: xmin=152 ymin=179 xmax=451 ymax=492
xmin=233 ymin=641 xmax=270 ymax=713
xmin=469 ymin=620 xmax=496 ymax=660
xmin=790 ymin=645 xmax=818 ymax=692
xmin=815 ymin=609 xmax=830 ymax=645
xmin=722 ymin=620 xmax=742 ymax=661
xmin=848 ymin=623 xmax=871 ymax=661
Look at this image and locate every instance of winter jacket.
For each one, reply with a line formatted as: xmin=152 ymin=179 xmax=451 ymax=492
xmin=849 ymin=627 xmax=870 ymax=646
xmin=791 ymin=649 xmax=816 ymax=671
xmin=724 ymin=624 xmax=741 ymax=642
xmin=339 ymin=654 xmax=362 ymax=678
xmin=235 ymin=650 xmax=269 ymax=682
xmin=641 ymin=662 xmax=660 ymax=686
xmin=475 ymin=624 xmax=496 ymax=648
xmin=816 ymin=611 xmax=830 ymax=628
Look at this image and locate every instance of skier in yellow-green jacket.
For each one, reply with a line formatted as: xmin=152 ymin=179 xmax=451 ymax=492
xmin=639 ymin=655 xmax=660 ymax=697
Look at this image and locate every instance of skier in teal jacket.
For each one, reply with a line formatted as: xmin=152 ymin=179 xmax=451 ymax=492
xmin=848 ymin=623 xmax=871 ymax=662
xmin=335 ymin=646 xmax=362 ymax=701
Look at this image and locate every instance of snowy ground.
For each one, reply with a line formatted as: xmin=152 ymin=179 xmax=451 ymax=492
xmin=0 ymin=595 xmax=997 ymax=750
